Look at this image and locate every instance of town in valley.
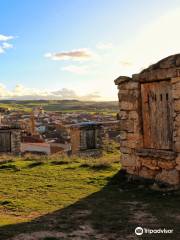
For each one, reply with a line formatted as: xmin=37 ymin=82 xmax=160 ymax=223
xmin=0 ymin=100 xmax=120 ymax=156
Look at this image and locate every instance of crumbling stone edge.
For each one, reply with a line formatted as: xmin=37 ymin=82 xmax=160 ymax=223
xmin=118 ymin=169 xmax=180 ymax=192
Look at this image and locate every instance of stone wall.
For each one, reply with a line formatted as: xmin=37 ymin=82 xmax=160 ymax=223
xmin=11 ymin=129 xmax=21 ymax=154
xmin=70 ymin=127 xmax=80 ymax=154
xmin=115 ymin=54 xmax=180 ymax=187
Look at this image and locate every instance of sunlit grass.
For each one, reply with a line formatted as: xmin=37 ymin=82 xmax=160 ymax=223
xmin=0 ymin=152 xmax=120 ymax=226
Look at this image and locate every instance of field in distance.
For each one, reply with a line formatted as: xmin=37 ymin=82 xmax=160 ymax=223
xmin=0 ymin=100 xmax=118 ymax=114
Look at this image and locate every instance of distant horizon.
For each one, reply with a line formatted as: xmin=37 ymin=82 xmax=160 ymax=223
xmin=0 ymin=98 xmax=118 ymax=102
xmin=0 ymin=0 xmax=180 ymax=100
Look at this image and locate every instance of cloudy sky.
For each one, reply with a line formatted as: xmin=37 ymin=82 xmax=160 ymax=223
xmin=0 ymin=0 xmax=180 ymax=100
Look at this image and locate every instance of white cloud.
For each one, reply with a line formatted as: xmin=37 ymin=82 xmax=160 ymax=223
xmin=61 ymin=65 xmax=88 ymax=75
xmin=80 ymin=92 xmax=101 ymax=101
xmin=44 ymin=48 xmax=93 ymax=61
xmin=0 ymin=84 xmax=102 ymax=101
xmin=2 ymin=42 xmax=13 ymax=49
xmin=0 ymin=47 xmax=4 ymax=54
xmin=52 ymin=88 xmax=78 ymax=99
xmin=0 ymin=34 xmax=14 ymax=55
xmin=0 ymin=34 xmax=14 ymax=41
xmin=96 ymin=42 xmax=113 ymax=50
xmin=0 ymin=43 xmax=13 ymax=54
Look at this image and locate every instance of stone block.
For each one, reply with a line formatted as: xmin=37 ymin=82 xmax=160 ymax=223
xmin=119 ymin=131 xmax=127 ymax=140
xmin=119 ymin=82 xmax=131 ymax=90
xmin=167 ymin=68 xmax=177 ymax=78
xmin=120 ymin=140 xmax=136 ymax=149
xmin=176 ymin=56 xmax=180 ymax=66
xmin=172 ymin=81 xmax=180 ymax=90
xmin=133 ymin=120 xmax=142 ymax=133
xmin=141 ymin=158 xmax=159 ymax=170
xmin=127 ymin=82 xmax=139 ymax=90
xmin=127 ymin=133 xmax=141 ymax=145
xmin=172 ymin=89 xmax=180 ymax=99
xmin=118 ymin=111 xmax=128 ymax=120
xmin=174 ymin=136 xmax=180 ymax=142
xmin=119 ymin=91 xmax=139 ymax=102
xmin=174 ymin=100 xmax=180 ymax=112
xmin=118 ymin=89 xmax=129 ymax=95
xmin=119 ymin=101 xmax=138 ymax=110
xmin=175 ymin=165 xmax=180 ymax=171
xmin=115 ymin=76 xmax=132 ymax=85
xmin=159 ymin=56 xmax=175 ymax=68
xmin=119 ymin=120 xmax=134 ymax=132
xmin=126 ymin=166 xmax=136 ymax=175
xmin=120 ymin=147 xmax=133 ymax=154
xmin=139 ymin=166 xmax=158 ymax=179
xmin=175 ymin=154 xmax=180 ymax=165
xmin=171 ymin=77 xmax=180 ymax=84
xmin=156 ymin=169 xmax=180 ymax=185
xmin=120 ymin=154 xmax=136 ymax=167
xmin=128 ymin=111 xmax=139 ymax=120
xmin=175 ymin=142 xmax=180 ymax=152
xmin=158 ymin=160 xmax=176 ymax=170
xmin=175 ymin=114 xmax=180 ymax=122
xmin=175 ymin=128 xmax=180 ymax=137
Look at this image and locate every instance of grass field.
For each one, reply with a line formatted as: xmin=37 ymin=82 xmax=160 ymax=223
xmin=0 ymin=100 xmax=118 ymax=114
xmin=0 ymin=153 xmax=180 ymax=240
xmin=0 ymin=153 xmax=120 ymax=225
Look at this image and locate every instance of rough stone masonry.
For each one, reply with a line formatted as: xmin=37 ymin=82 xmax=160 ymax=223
xmin=115 ymin=54 xmax=180 ymax=187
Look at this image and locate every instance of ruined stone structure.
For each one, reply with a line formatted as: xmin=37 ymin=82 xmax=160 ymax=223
xmin=115 ymin=54 xmax=180 ymax=187
xmin=70 ymin=122 xmax=102 ymax=156
xmin=0 ymin=125 xmax=21 ymax=154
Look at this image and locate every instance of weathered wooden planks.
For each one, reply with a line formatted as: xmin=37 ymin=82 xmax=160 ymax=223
xmin=141 ymin=81 xmax=173 ymax=150
xmin=86 ymin=129 xmax=96 ymax=149
xmin=0 ymin=132 xmax=11 ymax=152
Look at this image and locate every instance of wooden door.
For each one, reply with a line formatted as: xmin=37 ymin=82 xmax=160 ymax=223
xmin=141 ymin=81 xmax=173 ymax=150
xmin=0 ymin=132 xmax=11 ymax=152
xmin=86 ymin=129 xmax=96 ymax=149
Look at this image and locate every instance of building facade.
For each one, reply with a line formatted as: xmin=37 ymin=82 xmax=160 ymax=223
xmin=0 ymin=126 xmax=21 ymax=154
xmin=70 ymin=122 xmax=102 ymax=156
xmin=115 ymin=54 xmax=180 ymax=188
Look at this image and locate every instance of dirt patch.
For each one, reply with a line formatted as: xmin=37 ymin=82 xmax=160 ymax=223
xmin=128 ymin=202 xmax=157 ymax=225
xmin=9 ymin=231 xmax=65 ymax=240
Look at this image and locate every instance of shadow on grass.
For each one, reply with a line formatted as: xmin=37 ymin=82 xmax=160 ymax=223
xmin=51 ymin=160 xmax=70 ymax=165
xmin=0 ymin=171 xmax=180 ymax=240
xmin=27 ymin=162 xmax=45 ymax=168
xmin=80 ymin=163 xmax=111 ymax=170
xmin=0 ymin=164 xmax=20 ymax=171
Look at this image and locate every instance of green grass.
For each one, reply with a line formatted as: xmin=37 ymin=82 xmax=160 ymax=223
xmin=0 ymin=153 xmax=120 ymax=226
xmin=0 ymin=153 xmax=180 ymax=239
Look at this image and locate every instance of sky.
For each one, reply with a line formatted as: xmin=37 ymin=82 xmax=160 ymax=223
xmin=0 ymin=0 xmax=180 ymax=101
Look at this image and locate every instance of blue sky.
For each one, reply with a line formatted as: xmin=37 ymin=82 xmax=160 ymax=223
xmin=0 ymin=0 xmax=180 ymax=100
